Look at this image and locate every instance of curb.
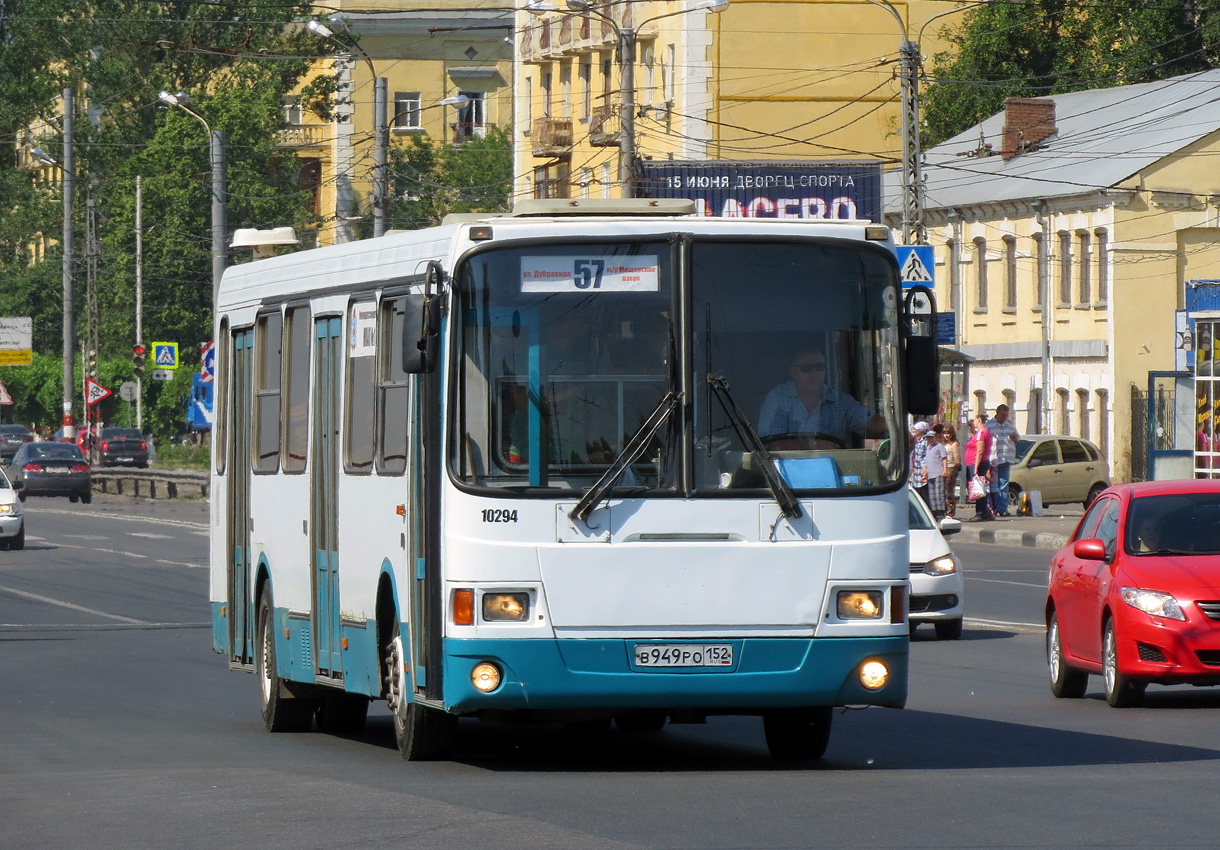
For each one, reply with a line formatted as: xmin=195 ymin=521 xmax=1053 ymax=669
xmin=954 ymin=526 xmax=1071 ymax=551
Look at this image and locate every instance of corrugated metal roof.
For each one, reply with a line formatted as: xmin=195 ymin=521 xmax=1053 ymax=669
xmin=884 ymin=69 xmax=1220 ymax=212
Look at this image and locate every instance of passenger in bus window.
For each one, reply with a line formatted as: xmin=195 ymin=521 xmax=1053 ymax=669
xmin=757 ymin=344 xmax=884 ymax=448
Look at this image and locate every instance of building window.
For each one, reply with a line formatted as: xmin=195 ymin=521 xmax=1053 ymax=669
xmin=542 ymin=70 xmax=553 ymax=117
xmin=945 ymin=238 xmax=957 ymax=310
xmin=393 ymin=92 xmax=421 ymax=130
xmin=1096 ymin=388 xmax=1109 ymax=459
xmin=974 ymin=390 xmax=987 ymax=423
xmin=580 ymin=167 xmax=591 ymax=198
xmin=1032 ymin=232 xmax=1044 ymax=310
xmin=560 ymin=64 xmax=572 ymax=119
xmin=454 ymin=92 xmax=486 ymax=141
xmin=601 ymin=162 xmax=611 ymax=198
xmin=1030 ymin=388 xmax=1043 ymax=434
xmin=1058 ymin=231 xmax=1072 ymax=306
xmin=1003 ymin=235 xmax=1017 ymax=310
xmin=580 ymin=61 xmax=591 ymax=119
xmin=1077 ymin=230 xmax=1091 ymax=306
xmin=1077 ymin=389 xmax=1090 ymax=440
xmin=643 ymin=43 xmax=655 ymax=105
xmin=282 ymin=97 xmax=302 ymax=125
xmin=664 ymin=44 xmax=676 ymax=102
xmin=602 ymin=56 xmax=613 ymax=103
xmin=1095 ymin=228 xmax=1109 ymax=304
xmin=1057 ymin=388 xmax=1070 ymax=434
xmin=974 ymin=237 xmax=988 ymax=310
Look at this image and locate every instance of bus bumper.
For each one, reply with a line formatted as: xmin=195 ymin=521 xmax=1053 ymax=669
xmin=441 ymin=636 xmax=907 ymax=713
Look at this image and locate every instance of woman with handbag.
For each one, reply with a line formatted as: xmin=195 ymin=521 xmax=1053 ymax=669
xmin=963 ymin=414 xmax=994 ymax=520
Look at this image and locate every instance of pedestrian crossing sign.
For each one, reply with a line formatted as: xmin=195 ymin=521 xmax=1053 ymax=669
xmin=895 ymin=245 xmax=935 ymax=289
xmin=152 ymin=342 xmax=178 ymax=369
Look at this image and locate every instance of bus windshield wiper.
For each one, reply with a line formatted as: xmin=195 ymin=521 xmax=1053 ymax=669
xmin=707 ymin=373 xmax=802 ymax=520
xmin=569 ymin=390 xmax=682 ymax=524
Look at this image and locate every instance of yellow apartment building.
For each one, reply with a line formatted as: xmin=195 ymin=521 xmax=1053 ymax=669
xmin=512 ymin=0 xmax=958 ymax=201
xmin=286 ymin=0 xmax=516 ymax=245
xmin=899 ymin=71 xmax=1220 ymax=484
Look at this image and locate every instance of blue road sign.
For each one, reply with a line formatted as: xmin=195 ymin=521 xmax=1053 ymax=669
xmin=152 ymin=342 xmax=178 ymax=369
xmin=895 ymin=246 xmax=935 ymax=289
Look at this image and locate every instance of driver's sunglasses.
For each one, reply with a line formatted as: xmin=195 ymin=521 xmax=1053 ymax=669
xmin=794 ymin=362 xmax=827 ymax=373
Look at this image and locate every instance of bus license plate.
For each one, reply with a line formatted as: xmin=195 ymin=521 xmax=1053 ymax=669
xmin=633 ymin=644 xmax=733 ymax=668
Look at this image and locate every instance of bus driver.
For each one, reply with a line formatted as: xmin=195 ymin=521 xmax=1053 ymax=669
xmin=757 ymin=344 xmax=884 ymax=447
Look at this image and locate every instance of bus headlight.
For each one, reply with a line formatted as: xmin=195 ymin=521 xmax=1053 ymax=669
xmin=471 ymin=661 xmax=502 ymax=692
xmin=482 ymin=592 xmax=530 ymax=622
xmin=837 ymin=590 xmax=884 ymax=619
xmin=859 ymin=660 xmax=889 ymax=690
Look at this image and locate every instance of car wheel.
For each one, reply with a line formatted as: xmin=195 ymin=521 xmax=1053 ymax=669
xmin=80 ymin=490 xmax=91 ymax=505
xmin=1084 ymin=483 xmax=1106 ymax=510
xmin=935 ymin=618 xmax=963 ymax=640
xmin=10 ymin=523 xmax=24 ymax=551
xmin=1103 ymin=620 xmax=1145 ymax=708
xmin=1047 ymin=612 xmax=1087 ymax=698
xmin=1007 ymin=484 xmax=1021 ymax=509
xmin=256 ymin=587 xmax=315 ymax=732
xmin=68 ymin=494 xmax=78 ymax=503
xmin=763 ymin=707 xmax=833 ymax=760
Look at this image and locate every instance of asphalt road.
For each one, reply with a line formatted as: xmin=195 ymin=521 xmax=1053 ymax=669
xmin=4 ymin=495 xmax=1220 ymax=849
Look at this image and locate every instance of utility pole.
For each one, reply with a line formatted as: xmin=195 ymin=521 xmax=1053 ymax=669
xmin=61 ymin=88 xmax=76 ymax=441
xmin=898 ymin=38 xmax=924 ymax=245
xmin=619 ymin=26 xmax=637 ymax=199
xmin=210 ymin=129 xmax=227 ymax=302
xmin=135 ymin=175 xmax=144 ymax=430
xmin=1035 ymin=200 xmax=1053 ymax=433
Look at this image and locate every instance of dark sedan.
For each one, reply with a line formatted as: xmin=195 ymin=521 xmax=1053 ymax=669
xmin=7 ymin=442 xmax=92 ymax=503
xmin=98 ymin=427 xmax=149 ymax=468
xmin=0 ymin=424 xmax=33 ymax=463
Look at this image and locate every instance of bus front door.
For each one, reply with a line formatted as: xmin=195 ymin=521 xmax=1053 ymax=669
xmin=228 ymin=328 xmax=254 ymax=665
xmin=311 ymin=317 xmax=343 ymax=676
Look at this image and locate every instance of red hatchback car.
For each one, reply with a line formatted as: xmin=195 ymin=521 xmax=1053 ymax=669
xmin=1047 ymin=480 xmax=1220 ymax=707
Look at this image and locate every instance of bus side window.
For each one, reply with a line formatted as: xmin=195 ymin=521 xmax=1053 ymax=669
xmin=345 ymin=299 xmax=377 ymax=472
xmin=282 ymin=306 xmax=311 ymax=473
xmin=378 ymin=297 xmax=409 ymax=475
xmin=254 ymin=311 xmax=283 ymax=474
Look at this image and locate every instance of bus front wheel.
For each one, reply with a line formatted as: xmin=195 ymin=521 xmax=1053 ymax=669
xmin=384 ymin=621 xmax=456 ymax=760
xmin=763 ymin=707 xmax=833 ymax=760
xmin=256 ymin=588 xmax=315 ymax=733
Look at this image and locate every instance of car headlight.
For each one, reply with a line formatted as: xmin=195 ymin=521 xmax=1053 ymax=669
xmin=0 ymin=503 xmax=15 ymax=515
xmin=482 ymin=592 xmax=530 ymax=622
xmin=923 ymin=555 xmax=957 ymax=576
xmin=1121 ymin=587 xmax=1185 ymax=621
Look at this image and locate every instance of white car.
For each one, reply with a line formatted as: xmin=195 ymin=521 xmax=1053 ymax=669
xmin=0 ymin=467 xmax=25 ymax=550
xmin=908 ymin=488 xmax=964 ymax=639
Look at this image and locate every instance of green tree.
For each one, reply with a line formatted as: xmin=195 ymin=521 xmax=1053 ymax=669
xmin=388 ymin=127 xmax=513 ymax=230
xmin=922 ymin=0 xmax=1220 ymax=146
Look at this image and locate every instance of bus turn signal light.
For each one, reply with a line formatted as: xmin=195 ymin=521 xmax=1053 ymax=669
xmin=454 ymin=589 xmax=474 ymax=625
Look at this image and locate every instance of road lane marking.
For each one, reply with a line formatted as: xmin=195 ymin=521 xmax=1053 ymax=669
xmin=965 ymin=616 xmax=1042 ymax=633
xmin=29 ymin=508 xmax=207 ymax=532
xmin=62 ymin=534 xmax=108 ymax=541
xmin=0 ymin=583 xmax=146 ymax=624
xmin=128 ymin=532 xmax=174 ymax=539
xmin=964 ymin=576 xmax=1046 ymax=589
xmin=15 ymin=539 xmax=204 ymax=569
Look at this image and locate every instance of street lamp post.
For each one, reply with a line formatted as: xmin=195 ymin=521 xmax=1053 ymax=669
xmin=864 ymin=0 xmax=994 ymax=246
xmin=530 ymin=0 xmax=728 ymax=199
xmin=158 ymin=91 xmax=227 ymax=302
xmin=31 ymin=88 xmax=77 ymax=439
xmin=309 ymin=17 xmax=389 ymax=238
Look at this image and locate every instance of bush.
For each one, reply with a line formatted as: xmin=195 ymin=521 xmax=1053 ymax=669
xmin=153 ymin=442 xmax=210 ymax=470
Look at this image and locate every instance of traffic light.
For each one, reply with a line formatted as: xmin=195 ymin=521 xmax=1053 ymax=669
xmin=87 ymin=348 xmax=97 ymax=376
xmin=133 ymin=344 xmax=146 ymax=379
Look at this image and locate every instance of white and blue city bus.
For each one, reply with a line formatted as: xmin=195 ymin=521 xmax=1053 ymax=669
xmin=209 ymin=199 xmax=939 ymax=760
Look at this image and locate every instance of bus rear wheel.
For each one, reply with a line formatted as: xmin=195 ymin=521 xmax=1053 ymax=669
xmin=763 ymin=707 xmax=833 ymax=760
xmin=256 ymin=588 xmax=315 ymax=733
xmin=383 ymin=621 xmax=456 ymax=760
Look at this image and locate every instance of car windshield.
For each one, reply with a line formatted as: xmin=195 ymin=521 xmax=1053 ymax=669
xmin=908 ymin=490 xmax=936 ymax=530
xmin=0 ymin=469 xmax=11 ymax=489
xmin=27 ymin=444 xmax=85 ymax=461
xmin=1125 ymin=492 xmax=1220 ymax=555
xmin=0 ymin=425 xmax=30 ymax=436
xmin=101 ymin=429 xmax=142 ymax=439
xmin=1015 ymin=439 xmax=1035 ymax=462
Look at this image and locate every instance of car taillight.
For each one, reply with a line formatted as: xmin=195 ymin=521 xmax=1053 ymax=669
xmin=139 ymin=441 xmax=146 ymax=450
xmin=70 ymin=464 xmax=90 ymax=473
xmin=102 ymin=441 xmax=109 ymax=451
xmin=24 ymin=462 xmax=43 ymax=472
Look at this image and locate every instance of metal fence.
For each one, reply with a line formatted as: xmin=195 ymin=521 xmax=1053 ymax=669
xmin=92 ymin=468 xmax=208 ymax=499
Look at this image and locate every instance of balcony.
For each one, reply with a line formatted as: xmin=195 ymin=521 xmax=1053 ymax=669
xmin=276 ymin=126 xmax=326 ymax=149
xmin=452 ymin=122 xmax=497 ymax=144
xmin=532 ymin=117 xmax=573 ymax=156
xmin=589 ymin=105 xmax=620 ymax=147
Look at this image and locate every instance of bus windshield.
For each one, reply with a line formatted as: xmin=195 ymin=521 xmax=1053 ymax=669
xmin=451 ymin=237 xmax=904 ymax=494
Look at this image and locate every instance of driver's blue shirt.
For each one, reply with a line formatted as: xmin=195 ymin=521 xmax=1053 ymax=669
xmin=757 ymin=382 xmax=872 ymax=441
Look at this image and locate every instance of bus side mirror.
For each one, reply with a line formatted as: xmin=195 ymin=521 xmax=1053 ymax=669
xmin=903 ymin=285 xmax=940 ymax=416
xmin=402 ymin=261 xmax=446 ymax=374
xmin=402 ymin=293 xmax=442 ymax=374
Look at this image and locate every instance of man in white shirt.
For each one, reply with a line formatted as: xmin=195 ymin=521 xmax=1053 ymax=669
xmin=985 ymin=404 xmax=1020 ymax=517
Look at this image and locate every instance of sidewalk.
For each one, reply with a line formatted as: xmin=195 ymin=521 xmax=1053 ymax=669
xmin=950 ymin=503 xmax=1085 ymax=551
